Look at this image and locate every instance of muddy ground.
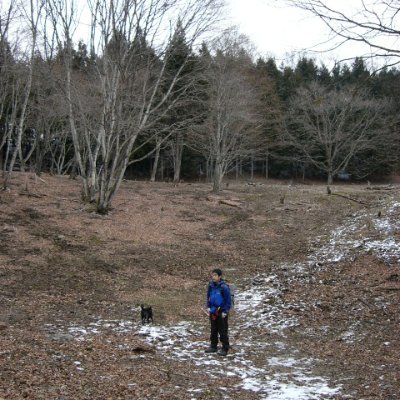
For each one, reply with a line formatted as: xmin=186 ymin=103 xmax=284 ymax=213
xmin=0 ymin=173 xmax=399 ymax=399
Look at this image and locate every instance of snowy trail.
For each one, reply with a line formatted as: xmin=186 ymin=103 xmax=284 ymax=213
xmin=310 ymin=201 xmax=400 ymax=266
xmin=44 ymin=198 xmax=400 ymax=399
xmin=136 ymin=199 xmax=400 ymax=398
xmin=138 ymin=276 xmax=341 ymax=399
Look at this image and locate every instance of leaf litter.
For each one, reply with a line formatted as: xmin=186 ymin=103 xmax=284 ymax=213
xmin=1 ymin=174 xmax=399 ymax=399
xmin=42 ymin=199 xmax=400 ymax=399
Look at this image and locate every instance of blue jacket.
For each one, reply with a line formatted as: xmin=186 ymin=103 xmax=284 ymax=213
xmin=207 ymin=280 xmax=231 ymax=314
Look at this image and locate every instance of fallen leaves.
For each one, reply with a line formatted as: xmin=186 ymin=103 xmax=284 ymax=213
xmin=0 ymin=173 xmax=399 ymax=399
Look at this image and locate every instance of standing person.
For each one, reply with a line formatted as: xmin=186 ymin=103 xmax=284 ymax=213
xmin=205 ymin=268 xmax=231 ymax=356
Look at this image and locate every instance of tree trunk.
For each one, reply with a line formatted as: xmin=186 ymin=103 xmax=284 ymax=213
xmin=327 ymin=171 xmax=333 ymax=185
xmin=173 ymin=133 xmax=183 ymax=183
xmin=150 ymin=135 xmax=161 ymax=182
xmin=5 ymin=82 xmax=32 ymax=187
xmin=302 ymin=162 xmax=308 ymax=182
xmin=198 ymin=163 xmax=204 ymax=182
xmin=69 ymin=158 xmax=78 ymax=180
xmin=206 ymin=157 xmax=212 ymax=182
xmin=22 ymin=140 xmax=36 ymax=172
xmin=2 ymin=139 xmax=11 ymax=181
xmin=35 ymin=137 xmax=42 ymax=176
xmin=213 ymin=161 xmax=223 ymax=192
xmin=160 ymin=156 xmax=164 ymax=181
xmin=19 ymin=148 xmax=25 ymax=172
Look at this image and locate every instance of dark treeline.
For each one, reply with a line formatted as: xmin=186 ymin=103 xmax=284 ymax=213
xmin=255 ymin=56 xmax=400 ymax=184
xmin=124 ymin=54 xmax=400 ymax=186
xmin=1 ymin=1 xmax=399 ymax=211
xmin=136 ymin=54 xmax=400 ymax=185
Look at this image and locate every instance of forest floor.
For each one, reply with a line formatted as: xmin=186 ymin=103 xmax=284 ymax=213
xmin=0 ymin=172 xmax=399 ymax=399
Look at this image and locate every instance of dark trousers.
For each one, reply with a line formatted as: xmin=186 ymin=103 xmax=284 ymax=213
xmin=210 ymin=314 xmax=229 ymax=350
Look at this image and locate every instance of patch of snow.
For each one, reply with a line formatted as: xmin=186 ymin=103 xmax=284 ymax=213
xmin=268 ymin=357 xmax=311 ymax=368
xmin=134 ymin=277 xmax=341 ymax=399
xmin=234 ymin=279 xmax=300 ymax=333
xmin=257 ymin=376 xmax=340 ymax=400
xmin=339 ymin=321 xmax=369 ymax=344
xmin=309 ymin=197 xmax=400 ymax=265
xmin=43 ymin=319 xmax=136 ymax=341
xmin=43 ymin=273 xmax=341 ymax=399
xmin=364 ymin=239 xmax=400 ymax=261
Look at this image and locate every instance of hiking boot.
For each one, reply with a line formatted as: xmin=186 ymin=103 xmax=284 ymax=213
xmin=204 ymin=347 xmax=217 ymax=354
xmin=217 ymin=348 xmax=228 ymax=356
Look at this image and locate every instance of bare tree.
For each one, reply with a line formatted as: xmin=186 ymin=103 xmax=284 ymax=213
xmin=0 ymin=3 xmax=15 ymax=168
xmin=284 ymin=0 xmax=400 ymax=64
xmin=149 ymin=133 xmax=162 ymax=182
xmin=284 ymin=81 xmax=392 ymax=185
xmin=2 ymin=0 xmax=45 ymax=188
xmin=46 ymin=0 xmax=222 ymax=213
xmin=190 ymin=30 xmax=264 ymax=192
xmin=34 ymin=83 xmax=74 ymax=175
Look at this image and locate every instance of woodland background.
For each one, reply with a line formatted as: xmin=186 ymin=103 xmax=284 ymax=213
xmin=1 ymin=1 xmax=400 ymax=213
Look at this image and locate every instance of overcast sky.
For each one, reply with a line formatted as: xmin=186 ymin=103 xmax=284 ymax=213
xmin=2 ymin=0 xmax=377 ymax=68
xmin=227 ymin=0 xmax=371 ymax=67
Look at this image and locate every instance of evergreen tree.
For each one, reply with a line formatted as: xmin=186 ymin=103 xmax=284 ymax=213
xmin=162 ymin=20 xmax=197 ymax=182
xmin=317 ymin=63 xmax=331 ymax=86
xmin=264 ymin=57 xmax=281 ymax=83
xmin=350 ymin=57 xmax=370 ymax=86
xmin=255 ymin=58 xmax=284 ymax=178
xmin=279 ymin=64 xmax=297 ymax=101
xmin=295 ymin=56 xmax=318 ymax=83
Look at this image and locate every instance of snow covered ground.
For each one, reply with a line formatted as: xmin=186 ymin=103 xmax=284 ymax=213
xmin=43 ymin=197 xmax=400 ymax=399
xmin=310 ymin=201 xmax=400 ymax=266
xmin=138 ymin=299 xmax=341 ymax=400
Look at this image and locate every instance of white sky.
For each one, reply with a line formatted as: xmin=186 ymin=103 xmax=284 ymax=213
xmin=1 ymin=0 xmax=385 ymax=68
xmin=226 ymin=0 xmax=373 ymax=67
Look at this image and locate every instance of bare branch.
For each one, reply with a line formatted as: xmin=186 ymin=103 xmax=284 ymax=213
xmin=283 ymin=0 xmax=400 ymax=64
xmin=283 ymin=81 xmax=393 ymax=184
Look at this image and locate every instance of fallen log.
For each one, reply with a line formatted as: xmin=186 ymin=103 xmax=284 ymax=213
xmin=330 ymin=193 xmax=369 ymax=206
xmin=366 ymin=184 xmax=399 ymax=191
xmin=219 ymin=199 xmax=242 ymax=208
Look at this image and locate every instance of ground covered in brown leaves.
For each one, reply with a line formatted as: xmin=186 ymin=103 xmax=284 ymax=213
xmin=0 ymin=173 xmax=399 ymax=399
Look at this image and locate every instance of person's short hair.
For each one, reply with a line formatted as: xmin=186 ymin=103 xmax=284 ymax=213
xmin=212 ymin=268 xmax=222 ymax=276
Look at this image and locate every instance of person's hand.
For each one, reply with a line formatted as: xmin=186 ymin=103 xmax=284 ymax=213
xmin=221 ymin=312 xmax=227 ymax=318
xmin=207 ymin=308 xmax=211 ymax=313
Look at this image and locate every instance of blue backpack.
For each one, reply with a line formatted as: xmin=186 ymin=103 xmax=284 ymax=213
xmin=209 ymin=281 xmax=235 ymax=310
xmin=223 ymin=281 xmax=235 ymax=310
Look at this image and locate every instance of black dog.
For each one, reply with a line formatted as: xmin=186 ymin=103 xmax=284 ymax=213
xmin=140 ymin=304 xmax=153 ymax=324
